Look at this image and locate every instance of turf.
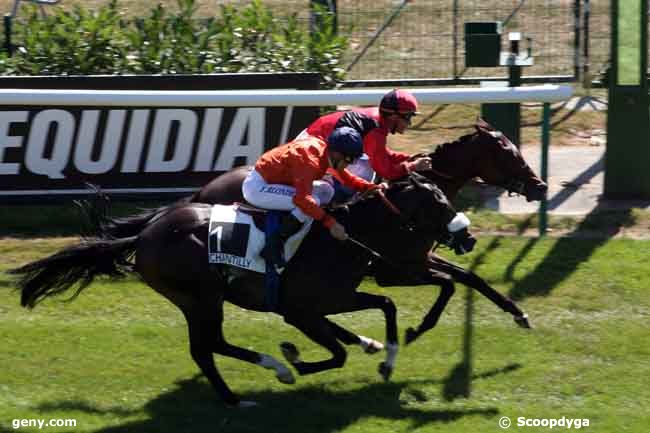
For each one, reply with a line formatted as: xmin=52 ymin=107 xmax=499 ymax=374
xmin=1 ymin=234 xmax=649 ymax=433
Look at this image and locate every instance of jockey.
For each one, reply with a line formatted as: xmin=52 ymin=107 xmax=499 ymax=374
xmin=242 ymin=126 xmax=380 ymax=266
xmin=297 ymin=89 xmax=433 ymax=198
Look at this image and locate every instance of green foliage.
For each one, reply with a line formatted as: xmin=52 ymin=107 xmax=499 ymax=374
xmin=0 ymin=0 xmax=348 ymax=86
xmin=6 ymin=0 xmax=127 ymax=75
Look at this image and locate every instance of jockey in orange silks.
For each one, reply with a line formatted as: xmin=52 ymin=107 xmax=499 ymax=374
xmin=242 ymin=126 xmax=382 ymax=266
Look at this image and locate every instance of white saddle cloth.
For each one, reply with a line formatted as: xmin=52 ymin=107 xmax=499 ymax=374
xmin=207 ymin=204 xmax=312 ymax=274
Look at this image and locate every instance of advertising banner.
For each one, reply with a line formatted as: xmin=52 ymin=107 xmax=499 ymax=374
xmin=0 ymin=73 xmax=320 ymax=201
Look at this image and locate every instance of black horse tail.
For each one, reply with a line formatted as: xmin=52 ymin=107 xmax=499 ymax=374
xmin=88 ymin=197 xmax=190 ymax=239
xmin=9 ymin=236 xmax=138 ymax=309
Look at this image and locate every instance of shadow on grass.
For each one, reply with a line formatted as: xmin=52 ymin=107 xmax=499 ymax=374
xmin=504 ymin=153 xmax=636 ymax=300
xmin=441 ymin=236 xmax=509 ymax=401
xmin=508 ymin=205 xmax=634 ymax=301
xmin=36 ymin=376 xmax=500 ymax=433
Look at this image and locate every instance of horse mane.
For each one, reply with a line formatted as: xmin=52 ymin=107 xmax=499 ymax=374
xmin=427 ymin=118 xmax=500 ymax=160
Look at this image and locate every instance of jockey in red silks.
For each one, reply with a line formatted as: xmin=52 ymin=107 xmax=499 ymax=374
xmin=297 ymin=89 xmax=433 ymax=198
xmin=242 ymin=127 xmax=382 ymax=266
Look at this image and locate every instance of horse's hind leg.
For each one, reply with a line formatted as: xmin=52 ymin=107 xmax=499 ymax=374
xmin=326 ymin=319 xmax=384 ymax=354
xmin=204 ymin=299 xmax=295 ymax=385
xmin=183 ymin=296 xmax=294 ymax=408
xmin=182 ymin=299 xmax=245 ymax=407
xmin=280 ymin=314 xmax=349 ymax=376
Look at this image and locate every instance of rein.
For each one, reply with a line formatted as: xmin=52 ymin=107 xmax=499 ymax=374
xmin=377 ymin=190 xmax=401 ymax=216
xmin=423 ymin=166 xmax=455 ymax=181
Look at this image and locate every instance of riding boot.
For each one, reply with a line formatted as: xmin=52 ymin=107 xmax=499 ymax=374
xmin=261 ymin=213 xmax=303 ymax=267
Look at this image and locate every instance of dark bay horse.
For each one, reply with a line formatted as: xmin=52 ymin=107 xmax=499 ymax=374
xmin=11 ymin=177 xmax=464 ymax=407
xmin=95 ymin=119 xmax=544 ymax=343
xmin=192 ymin=119 xmax=545 ymax=341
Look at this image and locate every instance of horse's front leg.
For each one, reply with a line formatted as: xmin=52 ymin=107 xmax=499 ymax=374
xmin=403 ymin=269 xmax=457 ymax=345
xmin=427 ymin=253 xmax=531 ymax=328
xmin=372 ymin=261 xmax=456 ymax=345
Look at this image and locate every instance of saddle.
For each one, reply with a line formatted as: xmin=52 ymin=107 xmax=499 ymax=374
xmin=207 ymin=204 xmax=312 ymax=275
xmin=234 ymin=202 xmax=277 ymax=232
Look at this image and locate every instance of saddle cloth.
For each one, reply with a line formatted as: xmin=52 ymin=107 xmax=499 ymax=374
xmin=208 ymin=204 xmax=312 ymax=274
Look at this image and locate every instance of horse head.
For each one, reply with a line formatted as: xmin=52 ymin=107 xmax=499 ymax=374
xmin=373 ymin=173 xmax=476 ymax=255
xmin=423 ymin=118 xmax=547 ymax=202
xmin=472 ymin=118 xmax=547 ymax=201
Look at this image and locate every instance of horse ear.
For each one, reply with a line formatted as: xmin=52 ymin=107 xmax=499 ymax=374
xmin=475 ymin=117 xmax=495 ymax=132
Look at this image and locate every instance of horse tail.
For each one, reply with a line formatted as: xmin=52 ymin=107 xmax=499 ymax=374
xmin=9 ymin=236 xmax=138 ymax=309
xmin=98 ymin=199 xmax=190 ymax=239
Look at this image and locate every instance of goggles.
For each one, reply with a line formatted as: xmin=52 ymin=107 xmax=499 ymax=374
xmin=398 ymin=112 xmax=417 ymax=122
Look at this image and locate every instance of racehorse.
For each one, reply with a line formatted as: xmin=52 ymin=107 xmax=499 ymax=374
xmin=94 ymin=119 xmax=545 ymax=343
xmin=10 ymin=176 xmax=469 ymax=407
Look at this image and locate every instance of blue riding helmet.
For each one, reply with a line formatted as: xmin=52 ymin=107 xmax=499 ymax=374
xmin=327 ymin=126 xmax=364 ymax=161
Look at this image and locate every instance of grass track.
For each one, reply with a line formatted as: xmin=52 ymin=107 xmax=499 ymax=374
xmin=1 ymin=234 xmax=649 ymax=432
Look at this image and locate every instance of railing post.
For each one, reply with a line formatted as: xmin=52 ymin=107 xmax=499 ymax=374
xmin=539 ymin=102 xmax=550 ymax=236
xmin=3 ymin=14 xmax=13 ymax=56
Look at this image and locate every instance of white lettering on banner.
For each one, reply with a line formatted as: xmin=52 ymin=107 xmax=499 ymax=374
xmin=2 ymin=106 xmax=281 ymax=180
xmin=25 ymin=109 xmax=75 ymax=179
xmin=145 ymin=109 xmax=198 ymax=173
xmin=194 ymin=108 xmax=223 ymax=171
xmin=0 ymin=110 xmax=28 ymax=175
xmin=74 ymin=110 xmax=125 ymax=174
xmin=213 ymin=107 xmax=265 ymax=171
xmin=121 ymin=110 xmax=150 ymax=173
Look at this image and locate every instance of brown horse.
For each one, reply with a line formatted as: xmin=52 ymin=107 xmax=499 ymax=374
xmin=10 ymin=176 xmax=467 ymax=407
xmin=94 ymin=119 xmax=544 ymax=343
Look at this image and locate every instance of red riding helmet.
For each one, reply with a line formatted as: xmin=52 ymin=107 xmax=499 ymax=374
xmin=379 ymin=89 xmax=419 ymax=115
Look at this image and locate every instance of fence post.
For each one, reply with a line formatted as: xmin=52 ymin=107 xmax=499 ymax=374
xmin=539 ymin=102 xmax=550 ymax=236
xmin=3 ymin=14 xmax=13 ymax=56
xmin=310 ymin=0 xmax=337 ymax=34
xmin=573 ymin=0 xmax=582 ymax=81
xmin=582 ymin=0 xmax=591 ymax=88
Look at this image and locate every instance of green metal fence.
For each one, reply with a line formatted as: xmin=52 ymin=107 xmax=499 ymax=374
xmin=2 ymin=0 xmax=618 ymax=83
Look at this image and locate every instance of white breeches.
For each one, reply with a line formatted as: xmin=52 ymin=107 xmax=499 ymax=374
xmin=242 ymin=169 xmax=335 ymax=222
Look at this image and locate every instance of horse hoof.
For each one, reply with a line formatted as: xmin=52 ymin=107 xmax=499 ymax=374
xmin=404 ymin=327 xmax=419 ymax=345
xmin=378 ymin=362 xmax=393 ymax=381
xmin=276 ymin=370 xmax=296 ymax=385
xmin=514 ymin=313 xmax=532 ymax=329
xmin=280 ymin=342 xmax=300 ymax=363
